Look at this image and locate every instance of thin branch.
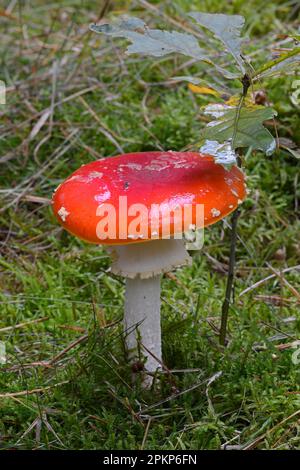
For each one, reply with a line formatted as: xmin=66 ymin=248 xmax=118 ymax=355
xmin=219 ymin=207 xmax=241 ymax=345
xmin=219 ymin=73 xmax=251 ymax=346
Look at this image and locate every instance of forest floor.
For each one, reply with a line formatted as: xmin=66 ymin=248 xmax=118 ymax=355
xmin=0 ymin=0 xmax=299 ymax=450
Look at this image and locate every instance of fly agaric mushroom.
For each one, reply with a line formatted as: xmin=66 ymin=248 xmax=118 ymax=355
xmin=52 ymin=151 xmax=246 ymax=385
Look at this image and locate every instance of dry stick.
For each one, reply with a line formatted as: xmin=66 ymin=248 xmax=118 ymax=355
xmin=219 ymin=208 xmax=241 ymax=346
xmin=219 ymin=74 xmax=251 ymax=346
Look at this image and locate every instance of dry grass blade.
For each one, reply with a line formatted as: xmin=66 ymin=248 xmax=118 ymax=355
xmin=267 ymin=263 xmax=300 ymax=302
xmin=78 ymin=96 xmax=124 ymax=153
xmin=0 ymin=381 xmax=69 ymax=398
xmin=22 ymin=195 xmax=52 ymax=205
xmin=48 ymin=334 xmax=89 ymax=365
xmin=254 ymin=294 xmax=299 ymax=306
xmin=138 ymin=0 xmax=205 ymax=41
xmin=138 ymin=371 xmax=222 ymax=416
xmin=1 ymin=0 xmax=299 ymax=451
xmin=243 ymin=409 xmax=300 ymax=450
xmin=0 ymin=316 xmax=49 ymax=333
xmin=140 ymin=418 xmax=152 ymax=450
xmin=239 ymin=264 xmax=300 ymax=297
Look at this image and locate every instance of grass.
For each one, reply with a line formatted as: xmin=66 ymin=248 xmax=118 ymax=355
xmin=0 ymin=0 xmax=300 ymax=450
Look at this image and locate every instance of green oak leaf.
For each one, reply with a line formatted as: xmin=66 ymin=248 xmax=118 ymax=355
xmin=202 ymin=104 xmax=277 ymax=155
xmin=189 ymin=12 xmax=246 ymax=73
xmin=90 ymin=17 xmax=206 ymax=60
xmin=90 ymin=16 xmax=240 ymax=78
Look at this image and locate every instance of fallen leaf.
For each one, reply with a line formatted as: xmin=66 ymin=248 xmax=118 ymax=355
xmin=188 ymin=83 xmax=220 ymax=97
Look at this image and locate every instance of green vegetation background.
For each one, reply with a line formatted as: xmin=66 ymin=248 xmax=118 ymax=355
xmin=0 ymin=0 xmax=299 ymax=450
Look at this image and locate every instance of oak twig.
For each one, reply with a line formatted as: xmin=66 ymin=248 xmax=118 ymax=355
xmin=219 ymin=73 xmax=251 ymax=346
xmin=219 ymin=207 xmax=241 ymax=345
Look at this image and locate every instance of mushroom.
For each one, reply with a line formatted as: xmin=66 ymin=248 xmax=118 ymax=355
xmin=52 ymin=151 xmax=246 ymax=385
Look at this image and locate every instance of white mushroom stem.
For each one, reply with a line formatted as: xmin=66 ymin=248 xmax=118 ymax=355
xmin=124 ymin=275 xmax=161 ymax=374
xmin=108 ymin=239 xmax=191 ymax=384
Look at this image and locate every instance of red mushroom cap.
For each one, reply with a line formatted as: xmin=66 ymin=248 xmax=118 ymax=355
xmin=52 ymin=151 xmax=246 ymax=244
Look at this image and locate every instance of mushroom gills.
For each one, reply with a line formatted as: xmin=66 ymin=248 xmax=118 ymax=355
xmin=108 ymin=238 xmax=192 ymax=279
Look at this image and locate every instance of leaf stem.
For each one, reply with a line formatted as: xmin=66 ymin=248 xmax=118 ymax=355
xmin=252 ymin=46 xmax=300 ymax=79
